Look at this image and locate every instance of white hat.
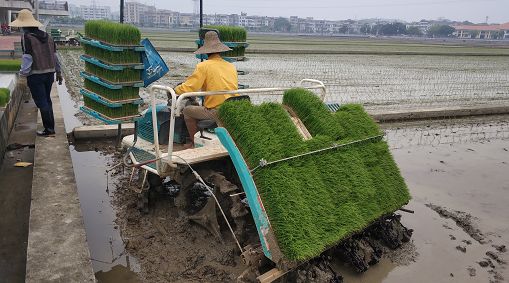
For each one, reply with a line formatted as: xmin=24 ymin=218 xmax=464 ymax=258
xmin=9 ymin=9 xmax=43 ymax=28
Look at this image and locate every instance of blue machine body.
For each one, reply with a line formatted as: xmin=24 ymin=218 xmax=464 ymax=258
xmin=136 ymin=104 xmax=188 ymax=145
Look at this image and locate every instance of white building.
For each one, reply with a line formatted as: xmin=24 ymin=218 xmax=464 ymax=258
xmin=81 ymin=5 xmax=111 ymax=20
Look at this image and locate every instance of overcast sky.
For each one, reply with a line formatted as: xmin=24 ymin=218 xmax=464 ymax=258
xmin=69 ymin=0 xmax=509 ymax=23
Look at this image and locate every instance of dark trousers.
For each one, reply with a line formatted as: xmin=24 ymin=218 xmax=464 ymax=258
xmin=27 ymin=73 xmax=55 ymax=132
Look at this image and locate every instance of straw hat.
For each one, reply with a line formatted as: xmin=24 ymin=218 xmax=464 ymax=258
xmin=194 ymin=31 xmax=231 ymax=55
xmin=9 ymin=9 xmax=43 ymax=28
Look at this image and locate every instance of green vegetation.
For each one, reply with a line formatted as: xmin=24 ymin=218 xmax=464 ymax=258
xmin=83 ymin=96 xmax=138 ymax=118
xmin=85 ymin=62 xmax=141 ymax=83
xmin=204 ymin=25 xmax=247 ymax=57
xmin=204 ymin=25 xmax=247 ymax=42
xmin=84 ymin=80 xmax=139 ymax=101
xmin=218 ymin=88 xmax=410 ymax=261
xmin=83 ymin=45 xmax=141 ymax=64
xmin=0 ymin=88 xmax=10 ymax=107
xmin=0 ymin=59 xmax=21 ymax=72
xmin=85 ymin=20 xmax=141 ymax=45
xmin=427 ymin=24 xmax=456 ymax=38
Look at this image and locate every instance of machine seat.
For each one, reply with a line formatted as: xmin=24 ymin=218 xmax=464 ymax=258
xmin=197 ymin=119 xmax=217 ymax=130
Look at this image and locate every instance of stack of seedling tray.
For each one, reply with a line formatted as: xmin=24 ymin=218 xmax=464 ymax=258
xmin=79 ymin=20 xmax=144 ymax=124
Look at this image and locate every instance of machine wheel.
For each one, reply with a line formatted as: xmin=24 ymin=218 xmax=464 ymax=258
xmin=334 ymin=214 xmax=413 ymax=273
xmin=135 ymin=170 xmax=159 ymax=214
xmin=176 ymin=168 xmax=250 ymax=243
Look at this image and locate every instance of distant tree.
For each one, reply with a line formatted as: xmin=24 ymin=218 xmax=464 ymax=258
xmin=338 ymin=24 xmax=349 ymax=34
xmin=407 ymin=26 xmax=423 ymax=37
xmin=379 ymin=22 xmax=407 ymax=35
xmin=427 ymin=24 xmax=455 ymax=38
xmin=274 ymin=17 xmax=291 ymax=32
xmin=360 ymin=24 xmax=371 ymax=34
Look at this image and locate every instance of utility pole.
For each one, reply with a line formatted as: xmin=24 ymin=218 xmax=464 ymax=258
xmin=35 ymin=0 xmax=39 ymax=20
xmin=200 ymin=0 xmax=203 ymax=28
xmin=120 ymin=0 xmax=125 ymax=23
xmin=117 ymin=0 xmax=125 ymax=147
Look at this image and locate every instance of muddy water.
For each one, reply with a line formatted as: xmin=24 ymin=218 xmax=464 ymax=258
xmin=337 ymin=117 xmax=509 ymax=283
xmin=57 ymin=82 xmax=141 ymax=281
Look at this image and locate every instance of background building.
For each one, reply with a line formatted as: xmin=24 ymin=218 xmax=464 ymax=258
xmin=453 ymin=22 xmax=509 ymax=39
xmin=1 ymin=0 xmax=69 ymax=24
xmin=69 ymin=4 xmax=111 ymax=20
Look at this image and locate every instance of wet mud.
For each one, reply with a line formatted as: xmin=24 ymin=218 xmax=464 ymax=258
xmin=109 ymin=164 xmax=245 ymax=282
xmin=426 ymin=204 xmax=486 ymax=244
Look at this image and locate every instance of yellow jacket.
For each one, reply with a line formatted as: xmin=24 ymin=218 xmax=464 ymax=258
xmin=175 ymin=54 xmax=238 ymax=109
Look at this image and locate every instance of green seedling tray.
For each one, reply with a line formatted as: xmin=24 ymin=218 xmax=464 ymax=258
xmin=80 ymin=105 xmax=140 ymax=124
xmin=195 ymin=54 xmax=247 ymax=62
xmin=80 ymin=37 xmax=145 ymax=52
xmin=195 ymin=39 xmax=249 ymax=48
xmin=80 ymin=71 xmax=144 ymax=89
xmin=80 ymin=55 xmax=144 ymax=71
xmin=80 ymin=88 xmax=143 ymax=108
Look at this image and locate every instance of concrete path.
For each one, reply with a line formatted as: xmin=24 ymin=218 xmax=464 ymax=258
xmin=25 ymin=84 xmax=95 ymax=282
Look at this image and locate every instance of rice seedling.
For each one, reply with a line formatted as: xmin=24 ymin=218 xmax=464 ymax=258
xmin=0 ymin=59 xmax=21 ymax=72
xmin=85 ymin=20 xmax=141 ymax=45
xmin=84 ymin=80 xmax=140 ymax=101
xmin=83 ymin=45 xmax=141 ymax=64
xmin=84 ymin=62 xmax=141 ymax=83
xmin=83 ymin=96 xmax=139 ymax=118
xmin=0 ymin=88 xmax=10 ymax=107
xmin=204 ymin=25 xmax=247 ymax=42
xmin=218 ymin=88 xmax=410 ymax=261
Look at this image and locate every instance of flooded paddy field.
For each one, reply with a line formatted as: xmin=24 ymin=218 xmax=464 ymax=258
xmin=58 ymin=29 xmax=509 ymax=54
xmin=56 ymin=42 xmax=509 ymax=282
xmin=58 ymin=73 xmax=509 ymax=281
xmin=69 ymin=112 xmax=508 ymax=283
xmin=60 ymin=49 xmax=509 ymax=123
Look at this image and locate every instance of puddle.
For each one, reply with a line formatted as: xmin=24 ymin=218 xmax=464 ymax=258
xmin=57 ymin=82 xmax=141 ymax=281
xmin=57 ymin=82 xmax=83 ymax=133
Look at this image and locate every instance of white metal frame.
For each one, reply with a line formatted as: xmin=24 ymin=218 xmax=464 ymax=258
xmin=147 ymin=79 xmax=326 ymax=173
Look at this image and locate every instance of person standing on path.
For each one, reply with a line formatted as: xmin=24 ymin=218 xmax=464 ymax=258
xmin=10 ymin=9 xmax=63 ymax=137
